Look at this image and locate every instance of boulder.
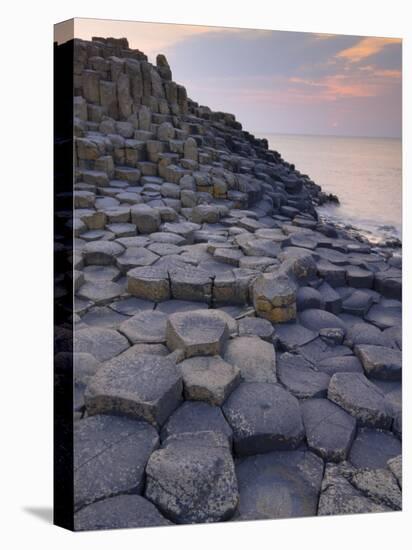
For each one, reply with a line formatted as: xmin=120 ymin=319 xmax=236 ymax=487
xmin=222 ymin=382 xmax=304 ymax=455
xmin=145 ymin=431 xmax=238 ymax=523
xmin=85 ymin=353 xmax=182 ymax=426
xmin=328 ymin=372 xmax=392 ymax=429
xmin=252 ymin=273 xmax=297 ymax=323
xmin=74 ymin=415 xmax=159 ymax=510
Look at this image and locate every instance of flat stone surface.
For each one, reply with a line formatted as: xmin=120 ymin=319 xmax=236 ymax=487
xmin=224 ymin=336 xmax=277 ymax=383
xmin=238 ymin=317 xmax=275 ymax=341
xmin=116 ymin=247 xmax=159 ymax=273
xmin=365 ymin=304 xmax=402 ymax=330
xmin=318 ymin=462 xmax=391 ymax=516
xmin=179 ymin=355 xmax=241 ymax=406
xmin=74 ymin=495 xmax=171 ymax=530
xmin=166 ymin=310 xmax=229 ymax=358
xmin=345 ymin=322 xmax=387 ymax=348
xmin=81 ymin=306 xmax=128 ymax=329
xmin=83 ymin=265 xmax=120 ymax=283
xmin=301 ymin=398 xmax=356 ymax=461
xmin=169 ymin=266 xmax=213 ymax=303
xmin=119 ymin=310 xmax=168 ymax=344
xmin=109 ymin=297 xmax=154 ymax=316
xmin=85 ymin=353 xmax=182 ymax=427
xmin=161 ymin=401 xmax=233 ymax=443
xmin=82 ymin=240 xmax=124 ymax=265
xmin=274 ymin=323 xmax=317 ymax=351
xmin=317 ymin=355 xmax=363 ymax=375
xmin=299 ymin=308 xmax=346 ymax=334
xmin=328 ymin=372 xmax=392 ymax=429
xmin=355 ymin=344 xmax=402 ymax=380
xmin=74 ymin=415 xmax=159 ymax=510
xmin=235 ymin=450 xmax=324 ymax=521
xmin=348 ymin=428 xmax=401 ymax=469
xmin=127 ymin=265 xmax=170 ymax=302
xmin=75 ymin=326 xmax=129 ymax=361
xmin=297 ymin=337 xmax=352 ymax=365
xmin=222 ymin=382 xmax=304 ymax=455
xmin=277 ymin=352 xmax=330 ymax=399
xmin=145 ymin=431 xmax=238 ymax=524
xmin=156 ymin=300 xmax=208 ymax=315
xmin=77 ymin=281 xmax=124 ymax=305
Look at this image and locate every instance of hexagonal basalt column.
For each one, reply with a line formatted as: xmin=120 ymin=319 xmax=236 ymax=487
xmin=166 ymin=310 xmax=229 ymax=358
xmin=252 ymin=273 xmax=297 ymax=322
xmin=127 ymin=266 xmax=171 ymax=302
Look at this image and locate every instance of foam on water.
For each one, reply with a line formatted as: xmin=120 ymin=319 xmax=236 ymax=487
xmin=257 ymin=133 xmax=402 ymax=244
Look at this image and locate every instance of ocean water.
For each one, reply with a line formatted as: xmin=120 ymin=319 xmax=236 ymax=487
xmin=257 ymin=133 xmax=402 ymax=243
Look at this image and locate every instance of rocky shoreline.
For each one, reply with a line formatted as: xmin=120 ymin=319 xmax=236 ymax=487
xmin=56 ymin=35 xmax=402 ymax=530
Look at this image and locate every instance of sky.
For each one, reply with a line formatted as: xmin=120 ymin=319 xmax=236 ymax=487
xmin=56 ymin=18 xmax=402 ymax=138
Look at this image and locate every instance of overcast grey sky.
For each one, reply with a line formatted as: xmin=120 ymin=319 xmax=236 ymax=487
xmin=61 ymin=18 xmax=402 ymax=138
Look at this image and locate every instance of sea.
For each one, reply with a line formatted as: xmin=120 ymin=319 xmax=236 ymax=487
xmin=256 ymin=133 xmax=402 ymax=244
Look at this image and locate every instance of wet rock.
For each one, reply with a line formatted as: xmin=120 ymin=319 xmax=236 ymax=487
xmin=355 ymin=344 xmax=402 ymax=381
xmin=277 ymin=352 xmax=330 ymax=398
xmin=74 ymin=495 xmax=171 ymax=530
xmin=348 ymin=428 xmax=401 ymax=469
xmin=235 ymin=450 xmax=324 ymax=520
xmin=301 ymin=398 xmax=356 ymax=461
xmin=119 ymin=310 xmax=168 ymax=344
xmin=166 ymin=309 xmax=229 ymax=358
xmin=328 ymin=372 xmax=392 ymax=428
xmin=252 ymin=273 xmax=297 ymax=323
xmin=85 ymin=353 xmax=182 ymax=426
xmin=161 ymin=401 xmax=233 ymax=443
xmin=222 ymin=382 xmax=304 ymax=455
xmin=274 ymin=323 xmax=317 ymax=351
xmin=75 ymin=326 xmax=129 ymax=361
xmin=74 ymin=415 xmax=159 ymax=510
xmin=179 ymin=355 xmax=241 ymax=406
xmin=224 ymin=336 xmax=277 ymax=383
xmin=145 ymin=431 xmax=238 ymax=523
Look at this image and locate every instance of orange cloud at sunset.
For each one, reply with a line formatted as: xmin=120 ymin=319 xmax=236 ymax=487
xmin=336 ymin=36 xmax=401 ymax=62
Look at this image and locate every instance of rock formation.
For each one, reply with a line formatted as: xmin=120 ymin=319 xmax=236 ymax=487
xmin=56 ymin=36 xmax=402 ymax=529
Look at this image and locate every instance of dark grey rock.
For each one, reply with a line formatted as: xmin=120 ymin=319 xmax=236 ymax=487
xmin=349 ymin=468 xmax=401 ymax=510
xmin=74 ymin=495 xmax=171 ymax=530
xmin=387 ymin=455 xmax=402 ymax=488
xmin=179 ymin=355 xmax=241 ymax=406
xmin=345 ymin=322 xmax=387 ymax=348
xmin=296 ymin=286 xmax=324 ymax=311
xmin=238 ymin=317 xmax=275 ymax=341
xmin=222 ymin=382 xmax=304 ymax=455
xmin=374 ymin=268 xmax=402 ymax=300
xmin=224 ymin=336 xmax=277 ymax=383
xmin=365 ymin=304 xmax=402 ymax=330
xmin=317 ymin=355 xmax=363 ymax=376
xmin=119 ymin=310 xmax=168 ymax=344
xmin=318 ymin=462 xmax=391 ymax=515
xmin=74 ymin=415 xmax=159 ymax=510
xmin=166 ymin=310 xmax=229 ymax=358
xmin=342 ymin=290 xmax=373 ymax=316
xmin=318 ymin=281 xmax=342 ymax=314
xmin=85 ymin=353 xmax=182 ymax=426
xmin=75 ymin=326 xmax=129 ymax=361
xmin=109 ymin=297 xmax=154 ymax=316
xmin=346 ymin=266 xmax=374 ymax=289
xmin=349 ymin=428 xmax=401 ymax=469
xmin=355 ymin=344 xmax=402 ymax=380
xmin=301 ymin=398 xmax=356 ymax=461
xmin=328 ymin=372 xmax=392 ymax=428
xmin=277 ymin=352 xmax=330 ymax=398
xmin=161 ymin=401 xmax=233 ymax=443
xmin=145 ymin=431 xmax=238 ymax=523
xmin=82 ymin=240 xmax=124 ymax=266
xmin=235 ymin=450 xmax=324 ymax=520
xmin=274 ymin=322 xmax=317 ymax=351
xmin=299 ymin=308 xmax=346 ymax=334
xmin=77 ymin=281 xmax=124 ymax=305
